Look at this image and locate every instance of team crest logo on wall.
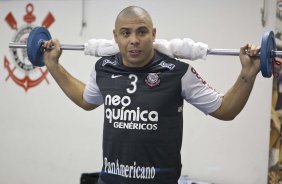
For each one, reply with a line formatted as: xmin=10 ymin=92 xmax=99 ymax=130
xmin=277 ymin=0 xmax=282 ymax=20
xmin=4 ymin=3 xmax=55 ymax=92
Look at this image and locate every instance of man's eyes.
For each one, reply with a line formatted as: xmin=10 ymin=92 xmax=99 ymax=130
xmin=120 ymin=29 xmax=148 ymax=37
xmin=121 ymin=31 xmax=130 ymax=37
xmin=138 ymin=29 xmax=147 ymax=35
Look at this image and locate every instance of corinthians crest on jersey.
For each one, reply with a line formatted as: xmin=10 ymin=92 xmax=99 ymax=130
xmin=145 ymin=73 xmax=160 ymax=87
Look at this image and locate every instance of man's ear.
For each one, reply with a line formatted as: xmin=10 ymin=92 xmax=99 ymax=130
xmin=152 ymin=28 xmax=156 ymax=41
xmin=113 ymin=29 xmax=118 ymax=43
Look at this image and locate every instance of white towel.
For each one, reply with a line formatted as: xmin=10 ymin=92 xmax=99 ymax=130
xmin=170 ymin=38 xmax=208 ymax=60
xmin=84 ymin=38 xmax=208 ymax=60
xmin=153 ymin=39 xmax=174 ymax=58
xmin=84 ymin=39 xmax=119 ymax=57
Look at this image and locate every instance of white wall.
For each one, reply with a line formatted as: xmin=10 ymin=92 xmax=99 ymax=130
xmin=0 ymin=0 xmax=275 ymax=184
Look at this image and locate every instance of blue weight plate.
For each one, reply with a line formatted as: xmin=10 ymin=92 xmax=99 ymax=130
xmin=27 ymin=27 xmax=51 ymax=67
xmin=260 ymin=31 xmax=275 ymax=78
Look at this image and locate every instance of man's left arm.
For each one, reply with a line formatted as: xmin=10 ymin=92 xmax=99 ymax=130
xmin=210 ymin=44 xmax=261 ymax=120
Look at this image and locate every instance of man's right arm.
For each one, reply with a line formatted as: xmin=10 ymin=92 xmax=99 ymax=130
xmin=48 ymin=63 xmax=98 ymax=110
xmin=43 ymin=39 xmax=98 ymax=111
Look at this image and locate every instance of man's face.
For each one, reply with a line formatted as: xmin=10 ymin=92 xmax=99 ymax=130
xmin=114 ymin=16 xmax=156 ymax=67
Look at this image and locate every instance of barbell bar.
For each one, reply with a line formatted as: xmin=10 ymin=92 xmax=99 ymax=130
xmin=8 ymin=26 xmax=280 ymax=78
xmin=9 ymin=42 xmax=85 ymax=50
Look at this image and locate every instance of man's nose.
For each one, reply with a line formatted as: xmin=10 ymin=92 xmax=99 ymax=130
xmin=130 ymin=34 xmax=140 ymax=45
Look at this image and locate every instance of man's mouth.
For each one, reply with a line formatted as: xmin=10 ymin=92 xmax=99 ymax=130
xmin=129 ymin=50 xmax=142 ymax=56
xmin=129 ymin=50 xmax=141 ymax=53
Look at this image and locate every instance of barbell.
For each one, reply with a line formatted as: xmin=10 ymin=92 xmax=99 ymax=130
xmin=8 ymin=26 xmax=281 ymax=78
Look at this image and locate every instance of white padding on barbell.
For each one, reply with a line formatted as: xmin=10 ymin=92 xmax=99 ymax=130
xmin=153 ymin=39 xmax=174 ymax=58
xmin=170 ymin=38 xmax=208 ymax=60
xmin=84 ymin=38 xmax=208 ymax=60
xmin=154 ymin=38 xmax=208 ymax=60
xmin=84 ymin=39 xmax=119 ymax=57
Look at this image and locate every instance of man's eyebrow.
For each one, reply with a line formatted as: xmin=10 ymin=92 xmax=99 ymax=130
xmin=137 ymin=27 xmax=149 ymax=31
xmin=136 ymin=26 xmax=149 ymax=30
xmin=119 ymin=26 xmax=149 ymax=31
xmin=119 ymin=27 xmax=130 ymax=31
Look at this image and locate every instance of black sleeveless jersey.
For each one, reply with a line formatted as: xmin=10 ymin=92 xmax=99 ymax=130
xmin=86 ymin=51 xmax=222 ymax=184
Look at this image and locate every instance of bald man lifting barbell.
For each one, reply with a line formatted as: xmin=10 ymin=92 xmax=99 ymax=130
xmin=8 ymin=5 xmax=273 ymax=184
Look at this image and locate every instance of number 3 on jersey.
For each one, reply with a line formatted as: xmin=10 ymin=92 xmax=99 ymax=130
xmin=126 ymin=74 xmax=138 ymax=94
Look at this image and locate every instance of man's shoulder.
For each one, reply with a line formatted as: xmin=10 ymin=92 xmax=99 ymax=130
xmin=96 ymin=54 xmax=120 ymax=68
xmin=156 ymin=51 xmax=189 ymax=71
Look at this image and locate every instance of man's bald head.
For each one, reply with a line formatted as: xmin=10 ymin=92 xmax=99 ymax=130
xmin=115 ymin=6 xmax=154 ymax=29
xmin=113 ymin=6 xmax=156 ymax=68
